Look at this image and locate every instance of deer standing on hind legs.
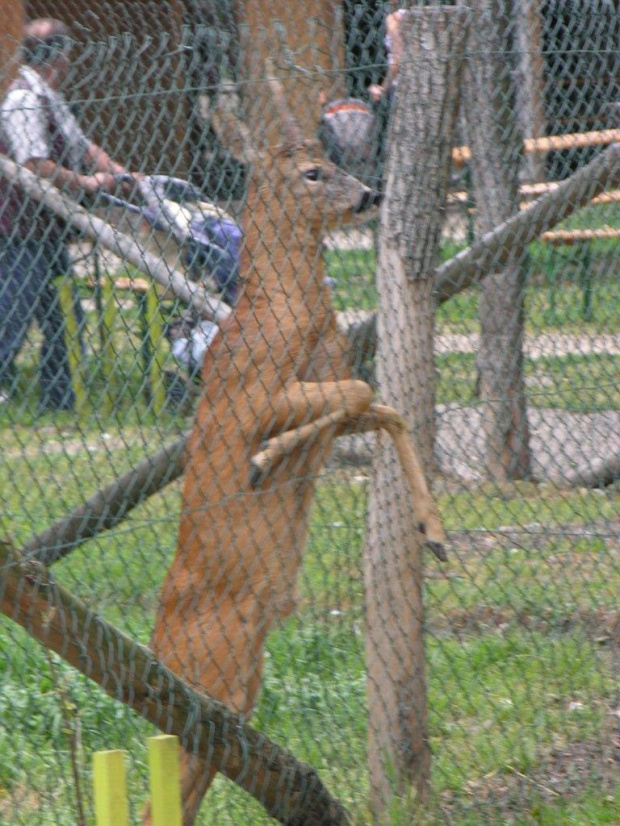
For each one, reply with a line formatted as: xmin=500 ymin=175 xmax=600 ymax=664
xmin=144 ymin=72 xmax=446 ymax=826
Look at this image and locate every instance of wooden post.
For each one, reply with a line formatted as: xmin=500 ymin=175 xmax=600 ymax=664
xmin=144 ymin=286 xmax=167 ymax=416
xmin=93 ymin=750 xmax=129 ymax=826
xmin=0 ymin=0 xmax=23 ymax=98
xmin=99 ymin=278 xmax=117 ymax=417
xmin=459 ymin=0 xmax=533 ymax=481
xmin=514 ymin=0 xmax=548 ymax=182
xmin=57 ymin=278 xmax=88 ymax=417
xmin=148 ymin=735 xmax=182 ymax=826
xmin=365 ymin=7 xmax=469 ymax=820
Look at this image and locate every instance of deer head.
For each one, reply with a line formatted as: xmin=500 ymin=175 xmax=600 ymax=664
xmin=211 ymin=64 xmax=381 ymax=234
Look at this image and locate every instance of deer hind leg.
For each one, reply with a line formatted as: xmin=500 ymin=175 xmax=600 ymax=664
xmin=144 ymin=595 xmax=267 ymax=826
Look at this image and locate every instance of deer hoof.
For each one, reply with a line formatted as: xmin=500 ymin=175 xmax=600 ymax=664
xmin=425 ymin=540 xmax=447 ymax=562
xmin=250 ymin=459 xmax=267 ymax=489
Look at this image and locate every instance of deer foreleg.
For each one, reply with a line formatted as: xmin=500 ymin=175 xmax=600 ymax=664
xmin=337 ymin=404 xmax=446 ymax=558
xmin=259 ymin=379 xmax=374 ymax=436
xmin=253 ymin=401 xmax=447 ymax=560
xmin=251 ymin=408 xmax=349 ymax=484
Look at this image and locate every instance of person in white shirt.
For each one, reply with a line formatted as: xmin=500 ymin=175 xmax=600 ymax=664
xmin=0 ymin=18 xmax=140 ymax=410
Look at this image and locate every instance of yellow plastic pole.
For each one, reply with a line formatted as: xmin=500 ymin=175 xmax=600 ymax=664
xmin=148 ymin=735 xmax=182 ymax=826
xmin=57 ymin=279 xmax=87 ymax=415
xmin=99 ymin=278 xmax=118 ymax=416
xmin=144 ymin=286 xmax=167 ymax=416
xmin=93 ymin=749 xmax=129 ymax=826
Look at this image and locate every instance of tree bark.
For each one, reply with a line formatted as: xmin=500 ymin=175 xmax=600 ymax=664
xmin=0 ymin=540 xmax=349 ymax=825
xmin=0 ymin=0 xmax=23 ymax=98
xmin=365 ymin=7 xmax=469 ymax=819
xmin=514 ymin=0 xmax=548 ymax=183
xmin=348 ymin=140 xmax=620 ymax=359
xmin=460 ymin=0 xmax=533 ymax=481
xmin=236 ymin=0 xmax=346 ymax=146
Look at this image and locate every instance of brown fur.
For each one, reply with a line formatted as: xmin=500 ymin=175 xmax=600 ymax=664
xmin=145 ymin=125 xmax=444 ymax=825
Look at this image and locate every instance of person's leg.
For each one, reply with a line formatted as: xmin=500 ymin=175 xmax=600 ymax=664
xmin=0 ymin=240 xmax=41 ymax=398
xmin=34 ymin=243 xmax=76 ymax=411
xmin=203 ymin=219 xmax=241 ymax=304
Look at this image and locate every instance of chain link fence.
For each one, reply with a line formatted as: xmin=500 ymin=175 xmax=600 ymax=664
xmin=0 ymin=2 xmax=619 ymax=824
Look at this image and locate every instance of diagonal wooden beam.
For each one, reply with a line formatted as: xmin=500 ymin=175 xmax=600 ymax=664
xmin=0 ymin=540 xmax=349 ymax=825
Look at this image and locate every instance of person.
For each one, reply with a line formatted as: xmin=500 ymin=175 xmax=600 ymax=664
xmin=0 ymin=18 xmax=140 ymax=410
xmin=368 ymin=3 xmax=406 ymax=104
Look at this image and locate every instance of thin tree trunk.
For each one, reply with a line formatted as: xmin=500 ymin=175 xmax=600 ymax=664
xmin=365 ymin=7 xmax=469 ymax=819
xmin=514 ymin=0 xmax=548 ymax=183
xmin=460 ymin=0 xmax=532 ymax=481
xmin=347 ymin=139 xmax=620 ymax=356
xmin=0 ymin=0 xmax=23 ymax=98
xmin=0 ymin=540 xmax=349 ymax=825
xmin=236 ymin=0 xmax=345 ymax=146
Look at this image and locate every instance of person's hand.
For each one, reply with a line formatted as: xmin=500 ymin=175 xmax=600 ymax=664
xmin=369 ymin=84 xmax=384 ymax=103
xmin=81 ymin=172 xmax=119 ymax=194
xmin=117 ymin=171 xmax=145 ymax=197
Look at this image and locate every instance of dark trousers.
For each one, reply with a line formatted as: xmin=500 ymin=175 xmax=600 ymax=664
xmin=0 ymin=238 xmax=78 ymax=410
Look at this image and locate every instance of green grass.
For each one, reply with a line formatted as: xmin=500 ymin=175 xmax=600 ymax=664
xmin=0 ymin=233 xmax=618 ymax=823
xmin=0 ymin=456 xmax=618 ymax=824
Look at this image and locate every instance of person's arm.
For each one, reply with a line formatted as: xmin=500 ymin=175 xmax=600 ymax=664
xmin=2 ymin=89 xmax=137 ymax=194
xmin=369 ymin=11 xmax=404 ymax=102
xmin=23 ymin=156 xmax=118 ymax=195
xmin=84 ymin=142 xmax=134 ymax=178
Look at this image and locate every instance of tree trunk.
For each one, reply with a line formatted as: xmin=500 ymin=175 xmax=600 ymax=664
xmin=460 ymin=0 xmax=532 ymax=481
xmin=0 ymin=0 xmax=23 ymax=98
xmin=0 ymin=540 xmax=349 ymax=825
xmin=236 ymin=0 xmax=345 ymax=146
xmin=514 ymin=0 xmax=548 ymax=183
xmin=365 ymin=7 xmax=469 ymax=819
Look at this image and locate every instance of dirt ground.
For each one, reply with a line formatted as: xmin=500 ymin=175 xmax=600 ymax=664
xmin=333 ymin=402 xmax=620 ymax=485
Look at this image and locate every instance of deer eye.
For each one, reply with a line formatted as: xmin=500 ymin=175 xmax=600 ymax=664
xmin=304 ymin=168 xmax=323 ymax=182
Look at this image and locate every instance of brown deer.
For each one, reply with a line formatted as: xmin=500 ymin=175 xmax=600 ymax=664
xmin=145 ymin=73 xmax=446 ymax=825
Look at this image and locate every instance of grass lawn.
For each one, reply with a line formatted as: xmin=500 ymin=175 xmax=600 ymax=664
xmin=0 ymin=236 xmax=618 ymax=824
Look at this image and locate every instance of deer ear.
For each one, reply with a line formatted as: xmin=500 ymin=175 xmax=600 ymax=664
xmin=265 ymin=59 xmax=304 ymax=146
xmin=210 ymin=107 xmax=260 ymax=166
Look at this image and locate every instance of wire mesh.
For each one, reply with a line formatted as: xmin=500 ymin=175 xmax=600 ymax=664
xmin=0 ymin=2 xmax=618 ymax=824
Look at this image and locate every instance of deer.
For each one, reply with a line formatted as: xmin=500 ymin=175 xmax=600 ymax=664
xmin=144 ymin=70 xmax=446 ymax=825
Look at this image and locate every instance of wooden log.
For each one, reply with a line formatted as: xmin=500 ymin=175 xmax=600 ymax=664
xmin=541 ymin=227 xmax=620 ymax=244
xmin=22 ymin=437 xmax=188 ymax=565
xmin=366 ymin=7 xmax=469 ymax=818
xmin=452 ymin=128 xmax=620 ymax=167
xmin=0 ymin=540 xmax=350 ymax=825
xmin=435 ymin=141 xmax=620 ymax=302
xmin=0 ymin=155 xmax=232 ymax=323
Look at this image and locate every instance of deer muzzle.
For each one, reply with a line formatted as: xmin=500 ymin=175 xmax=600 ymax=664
xmin=355 ymin=188 xmax=383 ymax=213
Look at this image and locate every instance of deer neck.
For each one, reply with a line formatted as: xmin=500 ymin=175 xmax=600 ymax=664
xmin=237 ymin=193 xmax=327 ymax=315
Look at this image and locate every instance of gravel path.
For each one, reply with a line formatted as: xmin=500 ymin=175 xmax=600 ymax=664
xmin=333 ymin=404 xmax=620 ymax=485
